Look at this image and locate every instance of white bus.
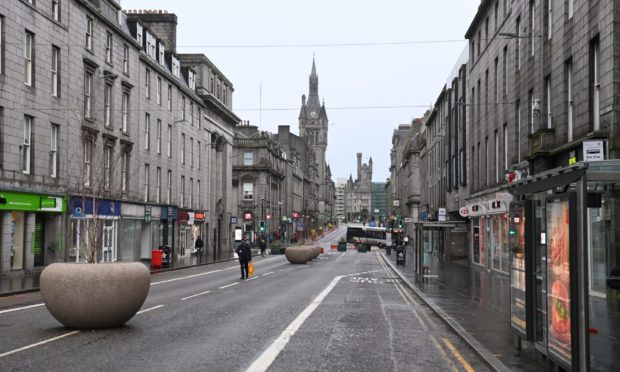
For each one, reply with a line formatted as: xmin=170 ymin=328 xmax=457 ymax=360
xmin=346 ymin=225 xmax=392 ymax=247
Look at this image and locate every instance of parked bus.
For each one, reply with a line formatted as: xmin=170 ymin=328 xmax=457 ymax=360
xmin=346 ymin=225 xmax=391 ymax=247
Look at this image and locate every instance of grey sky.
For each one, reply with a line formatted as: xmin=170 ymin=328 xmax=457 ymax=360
xmin=123 ymin=0 xmax=480 ymax=181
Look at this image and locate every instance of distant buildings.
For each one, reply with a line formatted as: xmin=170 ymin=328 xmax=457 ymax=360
xmin=344 ymin=153 xmax=372 ymax=221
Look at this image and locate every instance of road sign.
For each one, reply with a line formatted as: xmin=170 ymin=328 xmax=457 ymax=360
xmin=459 ymin=207 xmax=469 ymax=218
xmin=438 ymin=208 xmax=446 ymax=222
xmin=404 ymin=217 xmax=413 ymax=223
xmin=230 ymin=216 xmax=238 ymax=224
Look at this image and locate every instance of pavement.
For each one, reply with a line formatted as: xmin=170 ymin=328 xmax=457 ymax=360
xmin=384 ymin=247 xmax=549 ymax=371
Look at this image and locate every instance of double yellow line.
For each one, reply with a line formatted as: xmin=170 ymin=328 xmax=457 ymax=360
xmin=377 ymin=253 xmax=475 ymax=372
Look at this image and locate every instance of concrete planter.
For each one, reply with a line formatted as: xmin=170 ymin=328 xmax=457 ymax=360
xmin=40 ymin=262 xmax=150 ymax=329
xmin=285 ymin=246 xmax=317 ymax=264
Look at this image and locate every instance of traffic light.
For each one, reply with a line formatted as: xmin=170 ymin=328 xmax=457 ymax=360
xmin=259 ymin=221 xmax=265 ymax=232
xmin=398 ymin=220 xmax=403 ymax=229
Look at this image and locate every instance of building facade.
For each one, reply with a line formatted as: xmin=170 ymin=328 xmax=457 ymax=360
xmin=0 ymin=1 xmax=238 ymax=277
xmin=370 ymin=182 xmax=387 ymax=224
xmin=344 ymin=153 xmax=372 ymax=222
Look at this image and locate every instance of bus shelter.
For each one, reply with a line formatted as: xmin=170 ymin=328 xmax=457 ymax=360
xmin=412 ymin=221 xmax=465 ymax=279
xmin=507 ymin=160 xmax=620 ymax=371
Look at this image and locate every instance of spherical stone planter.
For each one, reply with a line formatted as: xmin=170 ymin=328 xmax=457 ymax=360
xmin=40 ymin=262 xmax=150 ymax=329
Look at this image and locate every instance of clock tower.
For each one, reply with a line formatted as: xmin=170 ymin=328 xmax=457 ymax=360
xmin=299 ymin=58 xmax=328 ymax=218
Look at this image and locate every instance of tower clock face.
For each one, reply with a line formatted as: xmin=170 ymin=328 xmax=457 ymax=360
xmin=309 ymin=111 xmax=318 ymax=118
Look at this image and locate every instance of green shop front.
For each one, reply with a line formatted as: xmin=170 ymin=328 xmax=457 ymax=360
xmin=507 ymin=161 xmax=620 ymax=371
xmin=0 ymin=191 xmax=66 ymax=274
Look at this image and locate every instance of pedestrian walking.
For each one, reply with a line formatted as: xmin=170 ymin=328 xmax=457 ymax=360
xmin=235 ymin=236 xmax=252 ymax=279
xmin=259 ymin=236 xmax=267 ymax=257
xmin=194 ymin=236 xmax=204 ymax=257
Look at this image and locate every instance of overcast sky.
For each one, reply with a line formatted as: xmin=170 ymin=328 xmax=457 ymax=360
xmin=123 ymin=0 xmax=480 ymax=181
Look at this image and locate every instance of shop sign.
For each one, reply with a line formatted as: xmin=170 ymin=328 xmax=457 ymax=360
xmin=144 ymin=205 xmax=152 ymax=223
xmin=178 ymin=211 xmax=189 ymax=224
xmin=458 ymin=207 xmax=469 ymax=217
xmin=404 ymin=217 xmax=413 ymax=223
xmin=187 ymin=212 xmax=195 ymax=225
xmin=546 ymin=197 xmax=572 ymax=365
xmin=438 ymin=208 xmax=446 ymax=222
xmin=244 ymin=212 xmax=253 ymax=221
xmin=582 ymin=140 xmax=604 ymax=162
xmin=70 ymin=197 xmax=120 ymax=217
xmin=230 ymin=216 xmax=238 ymax=224
xmin=0 ymin=191 xmax=65 ymax=212
xmin=194 ymin=212 xmax=205 ymax=222
xmin=495 ymin=192 xmax=513 ymax=202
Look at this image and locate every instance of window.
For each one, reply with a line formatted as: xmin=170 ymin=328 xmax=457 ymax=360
xmin=123 ymin=44 xmax=129 ymax=74
xmin=529 ymin=0 xmax=535 ymax=56
xmin=197 ymin=180 xmax=201 ymax=209
xmin=190 ymin=102 xmax=194 ymax=125
xmin=546 ymin=0 xmax=552 ymax=40
xmin=52 ymin=0 xmax=60 ymax=21
xmin=167 ymin=170 xmax=171 ymax=204
xmin=24 ymin=31 xmax=34 ymax=86
xmin=51 ymin=46 xmax=59 ymax=96
xmin=197 ymin=141 xmax=201 ymax=169
xmin=156 ymin=167 xmax=161 ymax=203
xmin=477 ymin=30 xmax=481 ymax=56
xmin=568 ymin=0 xmax=573 ymax=19
xmin=529 ymin=89 xmax=535 ymax=134
xmin=122 ymin=91 xmax=129 ymax=132
xmin=189 ymin=178 xmax=193 ymax=208
xmin=223 ymin=87 xmax=227 ymax=105
xmin=144 ymin=164 xmax=149 ymax=202
xmin=104 ymin=145 xmax=111 ymax=189
xmin=167 ymin=85 xmax=172 ymax=111
xmin=181 ymin=133 xmax=186 ymax=164
xmin=21 ymin=116 xmax=32 ymax=174
xmin=50 ymin=124 xmax=58 ymax=178
xmin=83 ymin=136 xmax=92 ymax=186
xmin=145 ymin=69 xmax=150 ymax=99
xmin=516 ymin=100 xmax=521 ymax=162
xmin=121 ymin=151 xmax=128 ymax=192
xmin=85 ymin=16 xmax=93 ymax=50
xmin=503 ymin=46 xmax=508 ymax=96
xmin=144 ymin=114 xmax=150 ymax=150
xmin=243 ymin=151 xmax=254 ymax=166
xmin=485 ymin=137 xmax=489 ymax=186
xmin=545 ymin=76 xmax=552 ymax=129
xmin=503 ymin=123 xmax=508 ymax=171
xmin=104 ymin=83 xmax=112 ymax=127
xmin=567 ymin=60 xmax=573 ymax=141
xmin=494 ymin=57 xmax=498 ymax=103
xmin=190 ymin=137 xmax=194 ymax=168
xmin=105 ymin=32 xmax=112 ymax=63
xmin=156 ymin=76 xmax=162 ymax=105
xmin=494 ymin=130 xmax=499 ymax=183
xmin=156 ymin=119 xmax=161 ymax=154
xmin=167 ymin=124 xmax=172 ymax=157
xmin=243 ymin=182 xmax=253 ymax=200
xmin=494 ymin=1 xmax=499 ymax=30
xmin=516 ymin=17 xmax=521 ymax=70
xmin=0 ymin=16 xmax=3 ymax=74
xmin=592 ymin=38 xmax=600 ymax=132
xmin=181 ymin=176 xmax=185 ymax=207
xmin=84 ymin=70 xmax=93 ymax=119
xmin=182 ymin=96 xmax=186 ymax=120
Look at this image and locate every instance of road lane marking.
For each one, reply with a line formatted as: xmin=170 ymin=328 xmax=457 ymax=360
xmin=245 ymin=277 xmax=258 ymax=281
xmin=181 ymin=291 xmax=211 ymax=301
xmin=262 ymin=272 xmax=275 ymax=276
xmin=151 ymin=256 xmax=283 ymax=286
xmin=0 ymin=331 xmax=80 ymax=359
xmin=0 ymin=303 xmax=45 ymax=314
xmin=442 ymin=337 xmax=475 ymax=372
xmin=430 ymin=335 xmax=459 ymax=372
xmin=336 ymin=253 xmax=346 ymax=260
xmin=248 ymin=270 xmax=375 ymax=372
xmin=219 ymin=283 xmax=239 ymax=289
xmin=137 ymin=305 xmax=164 ymax=314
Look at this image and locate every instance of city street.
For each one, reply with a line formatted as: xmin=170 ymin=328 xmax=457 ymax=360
xmin=0 ymin=227 xmax=488 ymax=371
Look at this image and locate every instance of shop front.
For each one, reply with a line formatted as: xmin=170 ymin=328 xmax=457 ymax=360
xmin=177 ymin=209 xmax=205 ymax=257
xmin=69 ymin=196 xmax=120 ymax=263
xmin=508 ymin=160 xmax=620 ymax=371
xmin=0 ymin=191 xmax=66 ymax=274
xmin=466 ymin=192 xmax=512 ymax=274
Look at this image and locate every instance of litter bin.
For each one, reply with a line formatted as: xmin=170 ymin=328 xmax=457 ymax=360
xmin=159 ymin=245 xmax=172 ymax=266
xmin=151 ymin=250 xmax=163 ymax=269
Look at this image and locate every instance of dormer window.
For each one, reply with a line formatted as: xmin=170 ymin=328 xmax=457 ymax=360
xmin=145 ymin=32 xmax=156 ymax=60
xmin=136 ymin=23 xmax=143 ymax=45
xmin=188 ymin=71 xmax=195 ymax=90
xmin=171 ymin=56 xmax=180 ymax=78
xmin=158 ymin=42 xmax=165 ymax=66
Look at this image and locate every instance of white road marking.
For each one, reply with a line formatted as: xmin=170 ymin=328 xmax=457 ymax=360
xmin=0 ymin=303 xmax=45 ymax=314
xmin=180 ymin=290 xmax=211 ymax=301
xmin=245 ymin=277 xmax=258 ymax=281
xmin=0 ymin=331 xmax=80 ymax=359
xmin=247 ymin=270 xmax=376 ymax=372
xmin=137 ymin=305 xmax=164 ymax=314
xmin=336 ymin=252 xmax=346 ymax=260
xmin=262 ymin=272 xmax=275 ymax=276
xmin=151 ymin=256 xmax=282 ymax=286
xmin=219 ymin=282 xmax=239 ymax=289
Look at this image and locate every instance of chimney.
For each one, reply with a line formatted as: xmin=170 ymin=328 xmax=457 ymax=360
xmin=126 ymin=10 xmax=178 ymax=53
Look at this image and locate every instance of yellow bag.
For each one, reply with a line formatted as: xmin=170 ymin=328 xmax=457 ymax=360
xmin=248 ymin=262 xmax=255 ymax=276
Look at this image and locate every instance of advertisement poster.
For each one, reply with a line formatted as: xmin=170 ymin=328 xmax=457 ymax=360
xmin=510 ymin=205 xmax=527 ymax=336
xmin=546 ymin=199 xmax=571 ymax=364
